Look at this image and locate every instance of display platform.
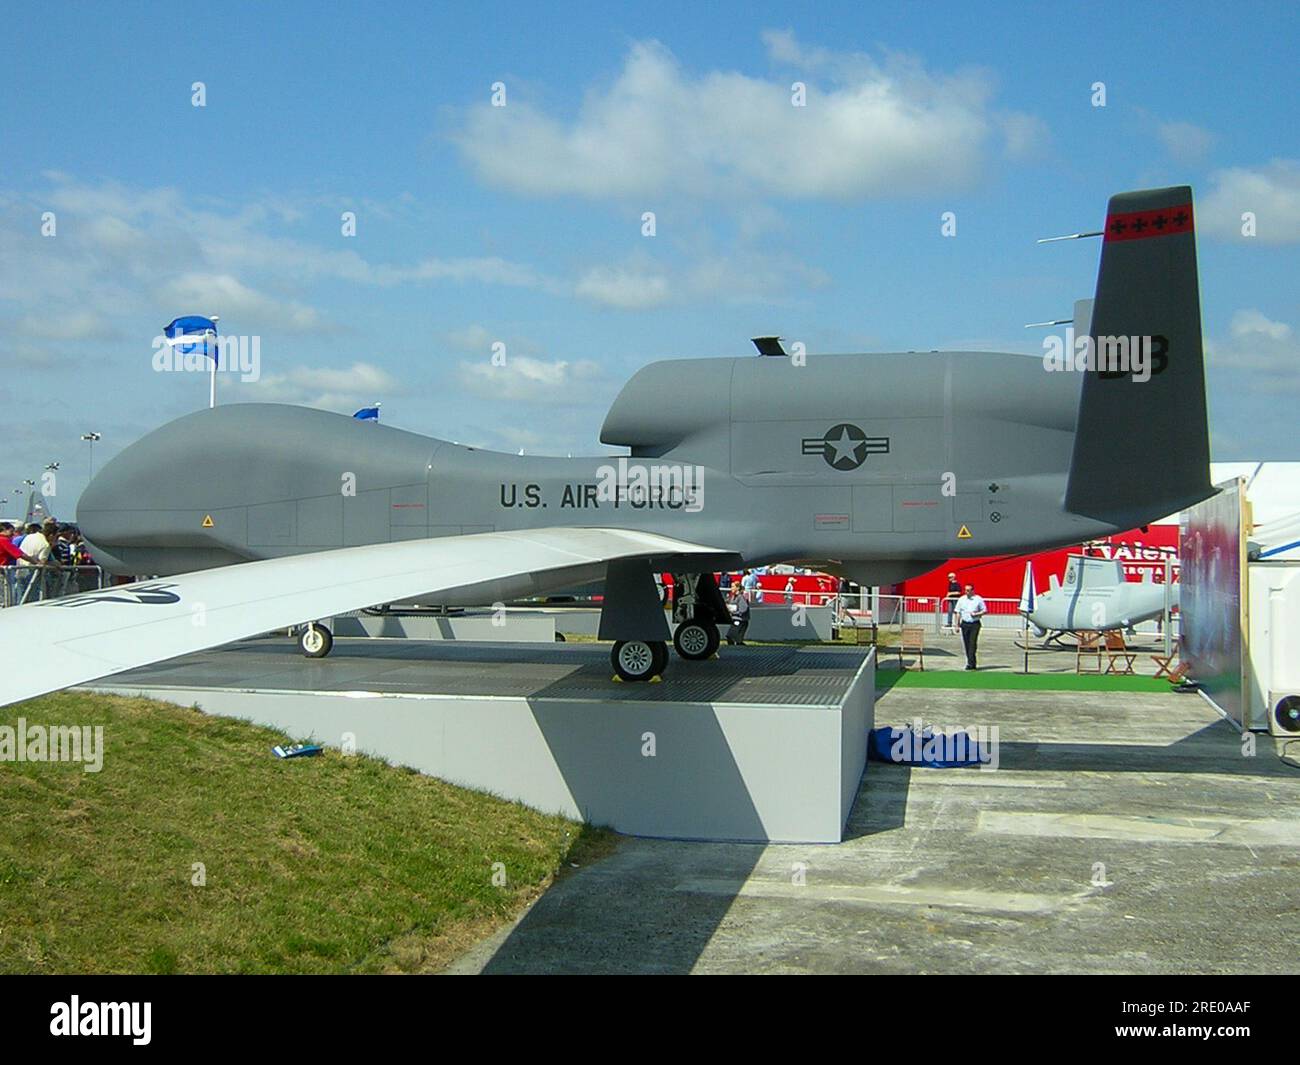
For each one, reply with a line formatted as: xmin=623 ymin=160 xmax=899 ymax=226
xmin=330 ymin=608 xmax=557 ymax=642
xmin=87 ymin=639 xmax=875 ymax=843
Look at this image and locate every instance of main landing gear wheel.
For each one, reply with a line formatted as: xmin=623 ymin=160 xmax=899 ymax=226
xmin=673 ymin=621 xmax=719 ymax=661
xmin=299 ymin=623 xmax=334 ymax=658
xmin=611 ymin=639 xmax=668 ymax=682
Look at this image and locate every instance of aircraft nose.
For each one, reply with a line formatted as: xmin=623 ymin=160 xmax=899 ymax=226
xmin=76 ymin=454 xmax=130 ymax=549
xmin=77 ymin=448 xmax=163 ymax=576
xmin=77 ymin=403 xmax=438 ymax=576
xmin=76 ymin=460 xmax=118 ymax=533
xmin=75 ymin=411 xmax=229 ymax=565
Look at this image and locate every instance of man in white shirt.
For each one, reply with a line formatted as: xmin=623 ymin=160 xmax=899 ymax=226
xmin=954 ymin=583 xmax=988 ymax=670
xmin=15 ymin=522 xmax=53 ymax=603
xmin=16 ymin=522 xmax=50 ymax=566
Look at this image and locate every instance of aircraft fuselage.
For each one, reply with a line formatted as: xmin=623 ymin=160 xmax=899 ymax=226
xmin=79 ymin=348 xmax=1125 ymax=592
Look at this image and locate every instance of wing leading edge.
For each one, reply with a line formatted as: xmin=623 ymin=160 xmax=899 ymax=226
xmin=0 ymin=527 xmax=736 ymax=709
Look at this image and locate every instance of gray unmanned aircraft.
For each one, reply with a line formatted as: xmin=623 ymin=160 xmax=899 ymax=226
xmin=1021 ymin=556 xmax=1179 ymax=644
xmin=0 ymin=185 xmax=1213 ymax=706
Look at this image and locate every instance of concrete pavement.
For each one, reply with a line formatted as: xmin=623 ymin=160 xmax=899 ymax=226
xmin=447 ymin=678 xmax=1300 ymax=974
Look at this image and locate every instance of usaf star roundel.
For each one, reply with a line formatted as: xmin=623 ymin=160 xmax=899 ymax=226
xmin=822 ymin=423 xmax=868 ymax=469
xmin=795 ymin=423 xmax=889 ymax=470
xmin=801 ymin=424 xmax=890 ymax=470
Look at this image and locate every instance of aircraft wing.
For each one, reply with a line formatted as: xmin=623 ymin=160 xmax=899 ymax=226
xmin=0 ymin=527 xmax=735 ymax=709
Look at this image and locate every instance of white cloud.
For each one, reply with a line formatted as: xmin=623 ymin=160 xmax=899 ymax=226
xmin=1205 ymin=310 xmax=1299 ymax=458
xmin=1230 ymin=308 xmax=1291 ymax=342
xmin=445 ymin=324 xmax=498 ymax=354
xmin=1157 ymin=121 xmax=1214 ymax=164
xmin=1206 ymin=309 xmax=1298 ymax=389
xmin=1000 ymin=112 xmax=1051 ymax=161
xmin=1200 ymin=161 xmax=1300 ymax=243
xmin=573 ymin=249 xmax=829 ymax=310
xmin=157 ymin=273 xmax=329 ymax=334
xmin=494 ymin=426 xmax=547 ymax=450
xmin=575 ymin=266 xmax=671 ymax=309
xmin=456 ymin=355 xmax=606 ymax=404
xmin=0 ymin=176 xmax=571 ymax=368
xmin=11 ymin=310 xmax=112 ymax=342
xmin=682 ymin=254 xmax=830 ymax=303
xmin=234 ymin=361 xmax=402 ymax=411
xmin=453 ymin=35 xmax=1040 ymax=201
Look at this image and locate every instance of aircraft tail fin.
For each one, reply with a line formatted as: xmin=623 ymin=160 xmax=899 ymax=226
xmin=1063 ymin=186 xmax=1214 ymax=526
xmin=24 ymin=489 xmax=54 ymax=526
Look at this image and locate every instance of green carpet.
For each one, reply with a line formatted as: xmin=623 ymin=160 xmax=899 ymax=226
xmin=876 ymin=668 xmax=1176 ymax=693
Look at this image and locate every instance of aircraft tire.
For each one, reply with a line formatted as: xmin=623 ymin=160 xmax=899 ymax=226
xmin=673 ymin=621 xmax=719 ymax=661
xmin=612 ymin=639 xmax=667 ymax=682
xmin=299 ymin=623 xmax=334 ymax=658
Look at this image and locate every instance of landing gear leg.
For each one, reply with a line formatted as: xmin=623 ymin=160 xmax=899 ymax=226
xmin=600 ymin=559 xmax=673 ymax=682
xmin=669 ymin=571 xmax=729 ymax=661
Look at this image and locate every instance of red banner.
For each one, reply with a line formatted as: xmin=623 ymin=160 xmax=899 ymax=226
xmin=1104 ymin=203 xmax=1193 ymax=242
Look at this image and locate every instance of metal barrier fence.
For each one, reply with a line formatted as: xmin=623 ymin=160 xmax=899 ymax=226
xmin=754 ymin=589 xmax=1179 ymax=639
xmin=0 ymin=565 xmax=110 ymax=607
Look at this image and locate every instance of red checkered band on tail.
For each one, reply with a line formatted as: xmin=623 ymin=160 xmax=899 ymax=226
xmin=1104 ymin=202 xmax=1194 ymax=242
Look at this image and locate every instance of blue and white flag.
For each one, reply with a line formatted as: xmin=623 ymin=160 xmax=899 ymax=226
xmin=164 ymin=315 xmax=219 ymax=364
xmin=353 ymin=405 xmax=380 ymax=421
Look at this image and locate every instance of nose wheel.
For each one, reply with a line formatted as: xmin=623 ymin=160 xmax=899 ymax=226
xmin=611 ymin=639 xmax=668 ymax=682
xmin=298 ymin=623 xmax=334 ymax=658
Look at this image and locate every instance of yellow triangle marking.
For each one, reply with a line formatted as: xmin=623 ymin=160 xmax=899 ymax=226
xmin=201 ymin=514 xmax=214 ymax=528
xmin=957 ymin=524 xmax=972 ymax=539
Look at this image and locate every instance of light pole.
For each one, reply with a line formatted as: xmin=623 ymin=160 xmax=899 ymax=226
xmin=81 ymin=432 xmax=102 ymax=481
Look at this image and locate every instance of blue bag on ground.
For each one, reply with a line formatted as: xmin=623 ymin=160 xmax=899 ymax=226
xmin=869 ymin=725 xmax=989 ymax=768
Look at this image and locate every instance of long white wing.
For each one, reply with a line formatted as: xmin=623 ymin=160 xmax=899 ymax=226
xmin=0 ymin=527 xmax=731 ymax=709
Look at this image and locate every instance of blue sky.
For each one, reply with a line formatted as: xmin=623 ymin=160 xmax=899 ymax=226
xmin=1 ymin=0 xmax=1297 ymax=513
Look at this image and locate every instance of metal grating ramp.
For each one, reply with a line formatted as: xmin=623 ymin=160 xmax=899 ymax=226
xmin=100 ymin=638 xmax=869 ymax=707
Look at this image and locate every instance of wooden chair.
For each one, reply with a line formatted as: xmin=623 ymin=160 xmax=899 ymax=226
xmin=1103 ymin=631 xmax=1138 ymax=675
xmin=1152 ymin=656 xmax=1188 ymax=684
xmin=896 ymin=625 xmax=925 ymax=670
xmin=1150 ymin=650 xmax=1177 ymax=678
xmin=1076 ymin=630 xmax=1104 ymax=673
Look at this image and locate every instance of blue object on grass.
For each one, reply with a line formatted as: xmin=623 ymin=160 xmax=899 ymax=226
xmin=273 ymin=743 xmax=324 ymax=759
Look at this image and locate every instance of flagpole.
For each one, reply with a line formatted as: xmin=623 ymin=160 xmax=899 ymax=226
xmin=1020 ymin=560 xmax=1034 ymax=674
xmin=1023 ymin=612 xmax=1029 ymax=674
xmin=209 ymin=315 xmax=219 ymax=410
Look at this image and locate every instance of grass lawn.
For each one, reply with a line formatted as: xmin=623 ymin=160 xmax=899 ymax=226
xmin=875 ymin=669 xmax=1178 ymax=693
xmin=0 ymin=692 xmax=614 ymax=974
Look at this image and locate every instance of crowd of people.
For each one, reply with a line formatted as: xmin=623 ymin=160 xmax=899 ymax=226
xmin=0 ymin=518 xmax=98 ymax=605
xmin=718 ymin=566 xmax=841 ymax=605
xmin=714 ymin=568 xmax=859 ymax=646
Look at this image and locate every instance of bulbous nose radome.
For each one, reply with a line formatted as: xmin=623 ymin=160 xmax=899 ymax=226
xmin=75 ymin=407 xmax=251 ymax=574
